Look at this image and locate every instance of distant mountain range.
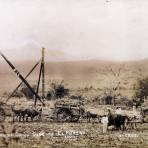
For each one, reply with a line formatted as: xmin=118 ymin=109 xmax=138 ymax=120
xmin=0 ymin=58 xmax=148 ymax=95
xmin=0 ymin=58 xmax=148 ymax=78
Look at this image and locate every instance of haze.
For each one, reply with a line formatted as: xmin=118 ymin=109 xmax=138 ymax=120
xmin=0 ymin=0 xmax=148 ymax=61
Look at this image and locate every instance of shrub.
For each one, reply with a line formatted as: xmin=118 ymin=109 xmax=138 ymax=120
xmin=135 ymin=77 xmax=148 ymax=99
xmin=21 ymin=85 xmax=36 ymax=99
xmin=134 ymin=76 xmax=148 ymax=105
xmin=54 ymin=84 xmax=69 ymax=98
xmin=46 ymin=81 xmax=69 ymax=99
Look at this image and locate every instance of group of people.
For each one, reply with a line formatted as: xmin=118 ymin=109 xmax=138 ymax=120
xmin=101 ymin=107 xmax=124 ymax=133
xmin=101 ymin=106 xmax=142 ymax=133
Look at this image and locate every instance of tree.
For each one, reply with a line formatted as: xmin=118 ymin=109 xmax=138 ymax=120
xmin=96 ymin=65 xmax=125 ymax=105
xmin=134 ymin=76 xmax=148 ymax=103
xmin=54 ymin=84 xmax=69 ymax=98
xmin=46 ymin=80 xmax=69 ymax=100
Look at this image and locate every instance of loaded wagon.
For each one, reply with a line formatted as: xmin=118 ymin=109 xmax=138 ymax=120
xmin=50 ymin=99 xmax=84 ymax=122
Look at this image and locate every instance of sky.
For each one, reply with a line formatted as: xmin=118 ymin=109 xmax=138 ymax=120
xmin=0 ymin=0 xmax=148 ymax=61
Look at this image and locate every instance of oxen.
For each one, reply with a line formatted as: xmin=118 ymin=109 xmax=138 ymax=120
xmin=11 ymin=104 xmax=25 ymax=122
xmin=108 ymin=114 xmax=128 ymax=130
xmin=23 ymin=108 xmax=42 ymax=122
xmin=85 ymin=111 xmax=98 ymax=122
xmin=126 ymin=114 xmax=144 ymax=130
xmin=11 ymin=104 xmax=42 ymax=122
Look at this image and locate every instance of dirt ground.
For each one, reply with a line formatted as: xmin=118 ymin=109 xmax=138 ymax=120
xmin=0 ymin=60 xmax=148 ymax=147
xmin=0 ymin=122 xmax=147 ymax=147
xmin=0 ymin=97 xmax=147 ymax=147
xmin=0 ymin=94 xmax=147 ymax=148
xmin=0 ymin=115 xmax=147 ymax=147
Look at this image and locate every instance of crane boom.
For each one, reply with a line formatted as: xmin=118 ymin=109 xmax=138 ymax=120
xmin=0 ymin=51 xmax=45 ymax=106
xmin=6 ymin=60 xmax=40 ymax=102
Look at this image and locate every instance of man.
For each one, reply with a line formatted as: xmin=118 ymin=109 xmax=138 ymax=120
xmin=115 ymin=107 xmax=122 ymax=115
xmin=107 ymin=108 xmax=113 ymax=123
xmin=101 ymin=115 xmax=109 ymax=133
xmin=133 ymin=106 xmax=138 ymax=117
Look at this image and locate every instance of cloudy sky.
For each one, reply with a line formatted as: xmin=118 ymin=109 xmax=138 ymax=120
xmin=0 ymin=0 xmax=148 ymax=61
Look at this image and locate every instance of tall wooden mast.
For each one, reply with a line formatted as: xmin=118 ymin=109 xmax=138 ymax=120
xmin=42 ymin=47 xmax=45 ymax=99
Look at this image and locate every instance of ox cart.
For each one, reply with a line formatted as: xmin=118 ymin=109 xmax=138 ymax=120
xmin=50 ymin=99 xmax=84 ymax=122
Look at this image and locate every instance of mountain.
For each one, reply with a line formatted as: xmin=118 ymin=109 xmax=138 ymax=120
xmin=0 ymin=59 xmax=148 ymax=95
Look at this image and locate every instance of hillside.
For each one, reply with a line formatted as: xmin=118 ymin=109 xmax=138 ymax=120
xmin=0 ymin=59 xmax=148 ymax=97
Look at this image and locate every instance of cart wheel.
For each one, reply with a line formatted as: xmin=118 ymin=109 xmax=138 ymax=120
xmin=57 ymin=108 xmax=72 ymax=122
xmin=71 ymin=115 xmax=80 ymax=122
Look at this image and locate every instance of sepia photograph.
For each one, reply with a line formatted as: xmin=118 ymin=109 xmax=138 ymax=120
xmin=0 ymin=0 xmax=148 ymax=147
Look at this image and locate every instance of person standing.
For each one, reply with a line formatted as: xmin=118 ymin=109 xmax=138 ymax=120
xmin=101 ymin=115 xmax=109 ymax=134
xmin=133 ymin=106 xmax=138 ymax=117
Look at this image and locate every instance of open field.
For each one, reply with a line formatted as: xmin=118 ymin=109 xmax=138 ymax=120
xmin=0 ymin=97 xmax=147 ymax=147
xmin=0 ymin=60 xmax=148 ymax=147
xmin=0 ymin=120 xmax=148 ymax=147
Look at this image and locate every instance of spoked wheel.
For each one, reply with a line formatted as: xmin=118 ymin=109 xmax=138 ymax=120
xmin=71 ymin=115 xmax=80 ymax=122
xmin=0 ymin=108 xmax=5 ymax=122
xmin=57 ymin=109 xmax=72 ymax=122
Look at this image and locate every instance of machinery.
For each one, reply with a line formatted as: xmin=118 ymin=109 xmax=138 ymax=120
xmin=0 ymin=49 xmax=45 ymax=106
